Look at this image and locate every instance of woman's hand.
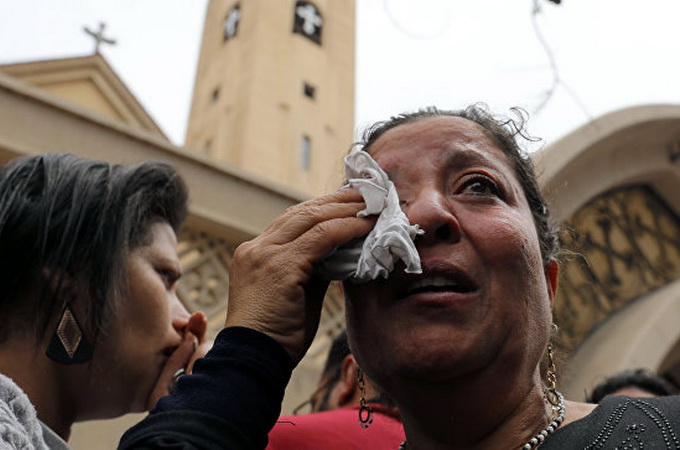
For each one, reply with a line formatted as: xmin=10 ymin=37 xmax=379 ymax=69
xmin=146 ymin=311 xmax=212 ymax=409
xmin=226 ymin=188 xmax=375 ymax=365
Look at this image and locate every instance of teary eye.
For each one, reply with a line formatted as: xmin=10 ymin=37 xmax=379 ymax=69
xmin=460 ymin=175 xmax=500 ymax=197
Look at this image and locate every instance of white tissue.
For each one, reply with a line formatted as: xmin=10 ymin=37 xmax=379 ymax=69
xmin=318 ymin=150 xmax=423 ymax=281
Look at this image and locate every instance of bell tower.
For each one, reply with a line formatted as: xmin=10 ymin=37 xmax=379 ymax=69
xmin=185 ymin=0 xmax=355 ymax=195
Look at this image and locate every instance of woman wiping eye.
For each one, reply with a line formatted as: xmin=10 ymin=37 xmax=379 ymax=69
xmin=119 ymin=105 xmax=680 ymax=450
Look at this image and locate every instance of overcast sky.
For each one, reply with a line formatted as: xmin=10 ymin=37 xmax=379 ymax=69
xmin=2 ymin=0 xmax=680 ymax=150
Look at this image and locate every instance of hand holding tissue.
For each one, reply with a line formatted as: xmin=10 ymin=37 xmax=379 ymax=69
xmin=318 ymin=150 xmax=423 ymax=281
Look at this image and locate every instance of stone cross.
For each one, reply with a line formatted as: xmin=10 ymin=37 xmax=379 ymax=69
xmin=83 ymin=22 xmax=117 ymax=54
xmin=296 ymin=4 xmax=323 ymax=35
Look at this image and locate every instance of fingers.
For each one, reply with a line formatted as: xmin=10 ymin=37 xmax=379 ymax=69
xmin=224 ymin=187 xmax=376 ymax=365
xmin=262 ymin=188 xmax=366 ymax=242
xmin=269 ymin=203 xmax=369 ymax=245
xmin=186 ymin=311 xmax=208 ymax=344
xmin=289 ymin=215 xmax=376 ymax=264
xmin=146 ymin=332 xmax=196 ymax=409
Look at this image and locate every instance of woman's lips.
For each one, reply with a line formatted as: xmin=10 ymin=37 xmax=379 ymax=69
xmin=398 ymin=267 xmax=478 ymax=299
xmin=407 ymin=274 xmax=475 ymax=295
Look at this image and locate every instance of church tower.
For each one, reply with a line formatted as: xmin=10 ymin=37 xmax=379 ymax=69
xmin=185 ymin=0 xmax=355 ymax=195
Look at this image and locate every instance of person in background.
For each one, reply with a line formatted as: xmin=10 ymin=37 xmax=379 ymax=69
xmin=588 ymin=368 xmax=678 ymax=403
xmin=0 ymin=153 xmax=208 ymax=448
xmin=266 ymin=330 xmax=404 ymax=449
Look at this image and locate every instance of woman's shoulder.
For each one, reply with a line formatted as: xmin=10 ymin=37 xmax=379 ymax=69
xmin=544 ymin=395 xmax=680 ymax=449
xmin=0 ymin=373 xmax=49 ymax=449
xmin=585 ymin=394 xmax=680 ymax=424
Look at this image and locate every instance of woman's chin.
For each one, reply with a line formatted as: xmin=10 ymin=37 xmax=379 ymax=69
xmin=375 ymin=342 xmax=486 ymax=387
xmin=406 ymin=355 xmax=479 ymax=382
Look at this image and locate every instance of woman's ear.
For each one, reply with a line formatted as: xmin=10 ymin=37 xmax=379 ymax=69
xmin=42 ymin=266 xmax=73 ymax=299
xmin=545 ymin=259 xmax=559 ymax=307
xmin=331 ymin=355 xmax=360 ymax=409
xmin=41 ymin=267 xmax=89 ymax=309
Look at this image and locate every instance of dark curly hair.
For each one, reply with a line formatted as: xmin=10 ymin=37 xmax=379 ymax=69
xmin=588 ymin=369 xmax=678 ymax=404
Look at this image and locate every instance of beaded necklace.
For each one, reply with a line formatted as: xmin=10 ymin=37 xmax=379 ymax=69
xmin=398 ymin=392 xmax=565 ymax=450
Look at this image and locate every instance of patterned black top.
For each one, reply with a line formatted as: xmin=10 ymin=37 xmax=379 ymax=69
xmin=544 ymin=395 xmax=680 ymax=449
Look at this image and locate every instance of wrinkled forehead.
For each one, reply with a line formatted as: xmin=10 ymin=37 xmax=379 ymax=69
xmin=368 ymin=116 xmax=512 ymax=177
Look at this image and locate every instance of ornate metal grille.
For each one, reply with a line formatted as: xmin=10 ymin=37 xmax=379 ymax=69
xmin=556 ymin=185 xmax=680 ymax=352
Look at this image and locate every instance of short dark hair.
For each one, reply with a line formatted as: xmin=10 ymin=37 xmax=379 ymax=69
xmin=0 ymin=153 xmax=188 ymax=345
xmin=588 ymin=368 xmax=678 ymax=404
xmin=321 ymin=329 xmax=351 ymax=382
xmin=295 ymin=330 xmax=351 ymax=414
xmin=354 ymin=104 xmax=559 ymax=264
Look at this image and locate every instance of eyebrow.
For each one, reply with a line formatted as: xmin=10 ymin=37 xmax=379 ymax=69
xmin=155 ymin=255 xmax=182 ymax=275
xmin=383 ymin=146 xmax=505 ymax=182
xmin=445 ymin=147 xmax=503 ymax=171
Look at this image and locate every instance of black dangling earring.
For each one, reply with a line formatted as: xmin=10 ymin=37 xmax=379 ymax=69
xmin=46 ymin=303 xmax=92 ymax=364
xmin=357 ymin=366 xmax=374 ymax=428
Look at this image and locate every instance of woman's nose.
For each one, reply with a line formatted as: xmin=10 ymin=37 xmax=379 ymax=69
xmin=405 ymin=190 xmax=461 ymax=245
xmin=169 ymin=294 xmax=191 ymax=334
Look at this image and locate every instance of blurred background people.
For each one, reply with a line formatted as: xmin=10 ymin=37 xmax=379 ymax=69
xmin=588 ymin=368 xmax=678 ymax=403
xmin=0 ymin=153 xmax=208 ymax=448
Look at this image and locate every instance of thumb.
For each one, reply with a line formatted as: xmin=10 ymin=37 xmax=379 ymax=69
xmin=146 ymin=332 xmax=197 ymax=409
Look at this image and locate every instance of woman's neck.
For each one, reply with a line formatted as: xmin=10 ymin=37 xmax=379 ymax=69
xmin=0 ymin=338 xmax=76 ymax=441
xmin=396 ymin=371 xmax=553 ymax=450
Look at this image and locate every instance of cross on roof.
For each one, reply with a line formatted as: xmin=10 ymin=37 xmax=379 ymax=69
xmin=83 ymin=22 xmax=117 ymax=54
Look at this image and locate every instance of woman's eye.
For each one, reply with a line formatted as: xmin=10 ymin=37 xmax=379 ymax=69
xmin=158 ymin=269 xmax=180 ymax=288
xmin=460 ymin=176 xmax=500 ymax=197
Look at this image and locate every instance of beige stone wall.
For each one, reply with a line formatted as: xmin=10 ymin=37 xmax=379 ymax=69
xmin=39 ymin=79 xmax=121 ymax=121
xmin=186 ymin=0 xmax=355 ymax=196
xmin=562 ymin=279 xmax=680 ymax=401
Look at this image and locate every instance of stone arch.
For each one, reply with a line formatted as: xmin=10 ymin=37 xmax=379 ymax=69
xmin=561 ymin=279 xmax=680 ymax=400
xmin=535 ymin=104 xmax=680 ymax=398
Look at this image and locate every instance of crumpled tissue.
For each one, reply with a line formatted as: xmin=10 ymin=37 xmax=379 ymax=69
xmin=318 ymin=150 xmax=423 ymax=281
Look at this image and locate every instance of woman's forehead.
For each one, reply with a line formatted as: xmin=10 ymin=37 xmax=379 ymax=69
xmin=371 ymin=117 xmax=496 ymax=154
xmin=369 ymin=116 xmax=510 ymax=173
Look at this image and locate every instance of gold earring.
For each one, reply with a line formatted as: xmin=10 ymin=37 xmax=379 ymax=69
xmin=545 ymin=326 xmax=560 ymax=407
